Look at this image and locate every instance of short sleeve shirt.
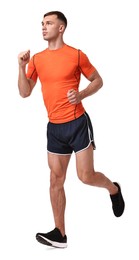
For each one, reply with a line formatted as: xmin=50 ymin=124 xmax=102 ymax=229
xmin=26 ymin=44 xmax=96 ymax=123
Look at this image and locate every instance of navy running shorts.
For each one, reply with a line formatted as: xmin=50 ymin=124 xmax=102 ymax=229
xmin=47 ymin=112 xmax=96 ymax=155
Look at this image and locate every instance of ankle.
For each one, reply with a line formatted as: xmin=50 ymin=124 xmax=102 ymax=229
xmin=56 ymin=226 xmax=65 ymax=237
xmin=109 ymin=183 xmax=118 ymax=195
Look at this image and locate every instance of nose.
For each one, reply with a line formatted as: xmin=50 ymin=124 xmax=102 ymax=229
xmin=42 ymin=23 xmax=47 ymax=30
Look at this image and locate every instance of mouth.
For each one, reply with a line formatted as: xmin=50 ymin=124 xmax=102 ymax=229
xmin=42 ymin=31 xmax=47 ymax=36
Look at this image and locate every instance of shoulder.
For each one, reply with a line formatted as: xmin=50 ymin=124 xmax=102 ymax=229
xmin=64 ymin=44 xmax=80 ymax=53
xmin=33 ymin=49 xmax=48 ymax=59
xmin=29 ymin=49 xmax=48 ymax=66
xmin=66 ymin=45 xmax=88 ymax=60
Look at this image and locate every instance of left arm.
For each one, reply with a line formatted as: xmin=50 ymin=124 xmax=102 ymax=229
xmin=67 ymin=70 xmax=103 ymax=104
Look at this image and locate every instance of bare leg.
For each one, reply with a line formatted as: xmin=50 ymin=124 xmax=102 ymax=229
xmin=76 ymin=145 xmax=118 ymax=195
xmin=48 ymin=153 xmax=71 ymax=236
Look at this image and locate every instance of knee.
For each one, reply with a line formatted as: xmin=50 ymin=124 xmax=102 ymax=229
xmin=77 ymin=169 xmax=95 ymax=185
xmin=50 ymin=170 xmax=66 ymax=190
xmin=78 ymin=172 xmax=89 ymax=184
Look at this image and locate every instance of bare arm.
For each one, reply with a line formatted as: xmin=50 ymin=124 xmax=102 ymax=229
xmin=67 ymin=70 xmax=103 ymax=104
xmin=18 ymin=50 xmax=36 ymax=98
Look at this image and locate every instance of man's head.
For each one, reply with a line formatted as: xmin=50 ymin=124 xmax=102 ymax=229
xmin=44 ymin=11 xmax=67 ymax=28
xmin=42 ymin=11 xmax=67 ymax=41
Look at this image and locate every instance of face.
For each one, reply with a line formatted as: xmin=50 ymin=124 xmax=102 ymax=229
xmin=42 ymin=15 xmax=65 ymax=41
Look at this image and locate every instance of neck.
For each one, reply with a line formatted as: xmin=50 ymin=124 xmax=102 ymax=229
xmin=48 ymin=39 xmax=65 ymax=50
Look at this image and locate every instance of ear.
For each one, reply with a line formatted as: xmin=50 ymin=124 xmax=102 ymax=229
xmin=59 ymin=24 xmax=64 ymax=32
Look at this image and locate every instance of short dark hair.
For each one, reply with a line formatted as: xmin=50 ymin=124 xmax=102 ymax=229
xmin=43 ymin=11 xmax=67 ymax=28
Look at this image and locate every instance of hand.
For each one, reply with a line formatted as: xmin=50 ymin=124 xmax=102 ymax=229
xmin=67 ymin=89 xmax=81 ymax=104
xmin=18 ymin=50 xmax=30 ymax=66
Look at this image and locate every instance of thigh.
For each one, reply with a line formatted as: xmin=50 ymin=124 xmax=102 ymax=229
xmin=47 ymin=122 xmax=73 ymax=155
xmin=48 ymin=152 xmax=71 ymax=177
xmin=69 ymin=112 xmax=96 ymax=153
xmin=76 ymin=144 xmax=94 ymax=178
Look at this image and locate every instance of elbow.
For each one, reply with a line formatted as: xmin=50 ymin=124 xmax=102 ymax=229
xmin=97 ymin=77 xmax=103 ymax=91
xmin=19 ymin=90 xmax=31 ymax=98
xmin=100 ymin=77 xmax=103 ymax=88
xmin=21 ymin=93 xmax=30 ymax=98
xmin=18 ymin=80 xmax=32 ymax=98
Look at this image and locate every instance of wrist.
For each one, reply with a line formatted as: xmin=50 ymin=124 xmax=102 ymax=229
xmin=79 ymin=90 xmax=86 ymax=101
xmin=19 ymin=64 xmax=26 ymax=71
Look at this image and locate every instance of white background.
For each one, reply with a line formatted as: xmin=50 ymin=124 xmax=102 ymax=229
xmin=0 ymin=0 xmax=138 ymax=259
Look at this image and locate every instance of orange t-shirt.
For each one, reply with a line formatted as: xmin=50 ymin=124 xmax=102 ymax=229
xmin=26 ymin=44 xmax=96 ymax=123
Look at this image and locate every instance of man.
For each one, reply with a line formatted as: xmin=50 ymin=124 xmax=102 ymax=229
xmin=18 ymin=11 xmax=125 ymax=248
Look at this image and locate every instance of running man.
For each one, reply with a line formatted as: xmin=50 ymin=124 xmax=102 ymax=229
xmin=18 ymin=11 xmax=125 ymax=248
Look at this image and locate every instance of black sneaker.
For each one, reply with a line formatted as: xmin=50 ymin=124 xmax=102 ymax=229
xmin=36 ymin=228 xmax=67 ymax=248
xmin=110 ymin=182 xmax=125 ymax=217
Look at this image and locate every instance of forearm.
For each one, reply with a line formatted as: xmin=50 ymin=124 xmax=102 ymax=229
xmin=18 ymin=65 xmax=32 ymax=98
xmin=79 ymin=77 xmax=103 ymax=101
xmin=67 ymin=76 xmax=103 ymax=105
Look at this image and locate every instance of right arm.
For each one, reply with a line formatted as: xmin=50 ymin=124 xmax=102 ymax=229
xmin=18 ymin=50 xmax=36 ymax=98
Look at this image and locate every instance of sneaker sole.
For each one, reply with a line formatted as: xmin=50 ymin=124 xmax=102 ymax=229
xmin=36 ymin=234 xmax=67 ymax=248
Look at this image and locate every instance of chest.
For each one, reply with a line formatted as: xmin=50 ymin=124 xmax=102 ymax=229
xmin=35 ymin=53 xmax=80 ymax=82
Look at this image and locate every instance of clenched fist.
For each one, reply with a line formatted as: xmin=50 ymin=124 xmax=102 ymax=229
xmin=18 ymin=50 xmax=30 ymax=66
xmin=67 ymin=89 xmax=81 ymax=104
